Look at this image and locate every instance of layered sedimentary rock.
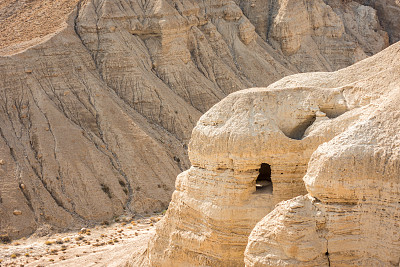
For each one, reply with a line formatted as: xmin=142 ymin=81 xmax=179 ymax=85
xmin=237 ymin=0 xmax=390 ymax=71
xmin=355 ymin=0 xmax=400 ymax=43
xmin=148 ymin=42 xmax=400 ymax=266
xmin=0 ymin=0 xmax=397 ymax=239
xmin=244 ymin=42 xmax=400 ymax=266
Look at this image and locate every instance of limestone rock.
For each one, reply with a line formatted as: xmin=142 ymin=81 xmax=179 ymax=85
xmin=355 ymin=0 xmax=400 ymax=43
xmin=239 ymin=0 xmax=389 ymax=71
xmin=148 ymin=39 xmax=400 ymax=267
xmin=147 ymin=79 xmax=362 ymax=265
xmin=245 ymin=42 xmax=400 ymax=266
xmin=13 ymin=210 xmax=22 ymax=216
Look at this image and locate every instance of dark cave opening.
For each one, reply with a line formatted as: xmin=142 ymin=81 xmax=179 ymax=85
xmin=255 ymin=163 xmax=273 ymax=193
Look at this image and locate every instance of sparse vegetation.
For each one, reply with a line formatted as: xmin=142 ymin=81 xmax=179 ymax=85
xmin=0 ymin=234 xmax=11 ymax=244
xmin=75 ymin=236 xmax=84 ymax=241
xmin=0 ymin=214 xmax=162 ymax=265
xmin=45 ymin=240 xmax=54 ymax=245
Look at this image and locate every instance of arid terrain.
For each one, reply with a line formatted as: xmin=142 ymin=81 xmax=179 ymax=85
xmin=1 ymin=0 xmax=398 ymax=240
xmin=1 ymin=0 xmax=400 ymax=266
xmin=0 ymin=213 xmax=162 ymax=266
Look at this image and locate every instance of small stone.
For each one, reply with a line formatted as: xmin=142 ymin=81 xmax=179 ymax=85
xmin=13 ymin=210 xmax=22 ymax=216
xmin=0 ymin=159 xmax=4 ymax=165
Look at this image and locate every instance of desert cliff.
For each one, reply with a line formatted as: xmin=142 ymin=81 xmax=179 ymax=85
xmin=147 ymin=41 xmax=400 ymax=266
xmin=1 ymin=0 xmax=399 ymax=241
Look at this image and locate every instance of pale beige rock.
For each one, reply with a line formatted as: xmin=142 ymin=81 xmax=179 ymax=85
xmin=148 ymin=39 xmax=400 ymax=267
xmin=0 ymin=0 xmax=395 ymax=240
xmin=245 ymin=43 xmax=400 ymax=266
xmin=355 ymin=0 xmax=400 ymax=43
xmin=146 ymin=84 xmax=354 ymax=266
xmin=238 ymin=0 xmax=390 ymax=71
xmin=13 ymin=210 xmax=22 ymax=216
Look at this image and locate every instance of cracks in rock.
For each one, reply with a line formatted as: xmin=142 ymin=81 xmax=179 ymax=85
xmin=29 ymin=18 xmax=135 ymax=212
xmin=69 ymin=71 xmax=134 ymax=213
xmin=92 ymin=0 xmax=102 ymax=66
xmin=138 ymin=0 xmax=151 ymax=14
xmin=0 ymin=87 xmax=37 ymax=217
xmin=326 ymin=250 xmax=331 ymax=267
xmin=26 ymin=81 xmax=86 ymax=222
xmin=266 ymin=0 xmax=277 ymax=44
xmin=74 ymin=0 xmax=103 ymax=79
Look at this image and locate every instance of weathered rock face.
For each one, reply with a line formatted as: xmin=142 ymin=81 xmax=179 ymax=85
xmin=244 ymin=43 xmax=400 ymax=266
xmin=237 ymin=0 xmax=389 ymax=71
xmin=147 ymin=88 xmax=353 ymax=266
xmin=355 ymin=0 xmax=400 ymax=43
xmin=0 ymin=14 xmax=187 ymax=238
xmin=147 ymin=41 xmax=400 ymax=266
xmin=0 ymin=0 xmax=396 ymax=239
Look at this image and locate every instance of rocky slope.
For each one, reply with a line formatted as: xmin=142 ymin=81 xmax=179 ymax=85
xmin=0 ymin=0 xmax=399 ymax=239
xmin=147 ymin=42 xmax=400 ymax=266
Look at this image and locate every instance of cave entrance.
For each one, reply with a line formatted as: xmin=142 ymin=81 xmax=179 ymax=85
xmin=256 ymin=163 xmax=272 ymax=193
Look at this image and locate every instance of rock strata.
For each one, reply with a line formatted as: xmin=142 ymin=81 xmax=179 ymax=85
xmin=148 ymin=41 xmax=400 ymax=266
xmin=244 ymin=42 xmax=400 ymax=266
xmin=0 ymin=0 xmax=397 ymax=239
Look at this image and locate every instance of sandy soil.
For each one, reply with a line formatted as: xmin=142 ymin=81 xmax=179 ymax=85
xmin=0 ymin=214 xmax=161 ymax=266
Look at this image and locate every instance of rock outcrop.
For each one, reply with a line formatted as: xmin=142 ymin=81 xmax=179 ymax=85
xmin=245 ymin=42 xmax=400 ymax=266
xmin=355 ymin=0 xmax=400 ymax=43
xmin=0 ymin=0 xmax=398 ymax=239
xmin=237 ymin=0 xmax=390 ymax=71
xmin=148 ymin=42 xmax=400 ymax=266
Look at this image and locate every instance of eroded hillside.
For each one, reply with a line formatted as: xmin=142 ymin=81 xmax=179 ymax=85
xmin=0 ymin=0 xmax=399 ymax=239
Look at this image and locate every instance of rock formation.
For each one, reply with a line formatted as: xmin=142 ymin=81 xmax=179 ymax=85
xmin=245 ymin=42 xmax=400 ymax=267
xmin=147 ymin=42 xmax=400 ymax=265
xmin=355 ymin=0 xmax=400 ymax=43
xmin=0 ymin=0 xmax=399 ymax=239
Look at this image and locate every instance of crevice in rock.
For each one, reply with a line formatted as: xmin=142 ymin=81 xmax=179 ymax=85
xmin=266 ymin=0 xmax=277 ymax=43
xmin=319 ymin=107 xmax=348 ymax=119
xmin=26 ymin=84 xmax=86 ymax=222
xmin=255 ymin=163 xmax=273 ymax=194
xmin=326 ymin=250 xmax=331 ymax=266
xmin=282 ymin=115 xmax=317 ymax=140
